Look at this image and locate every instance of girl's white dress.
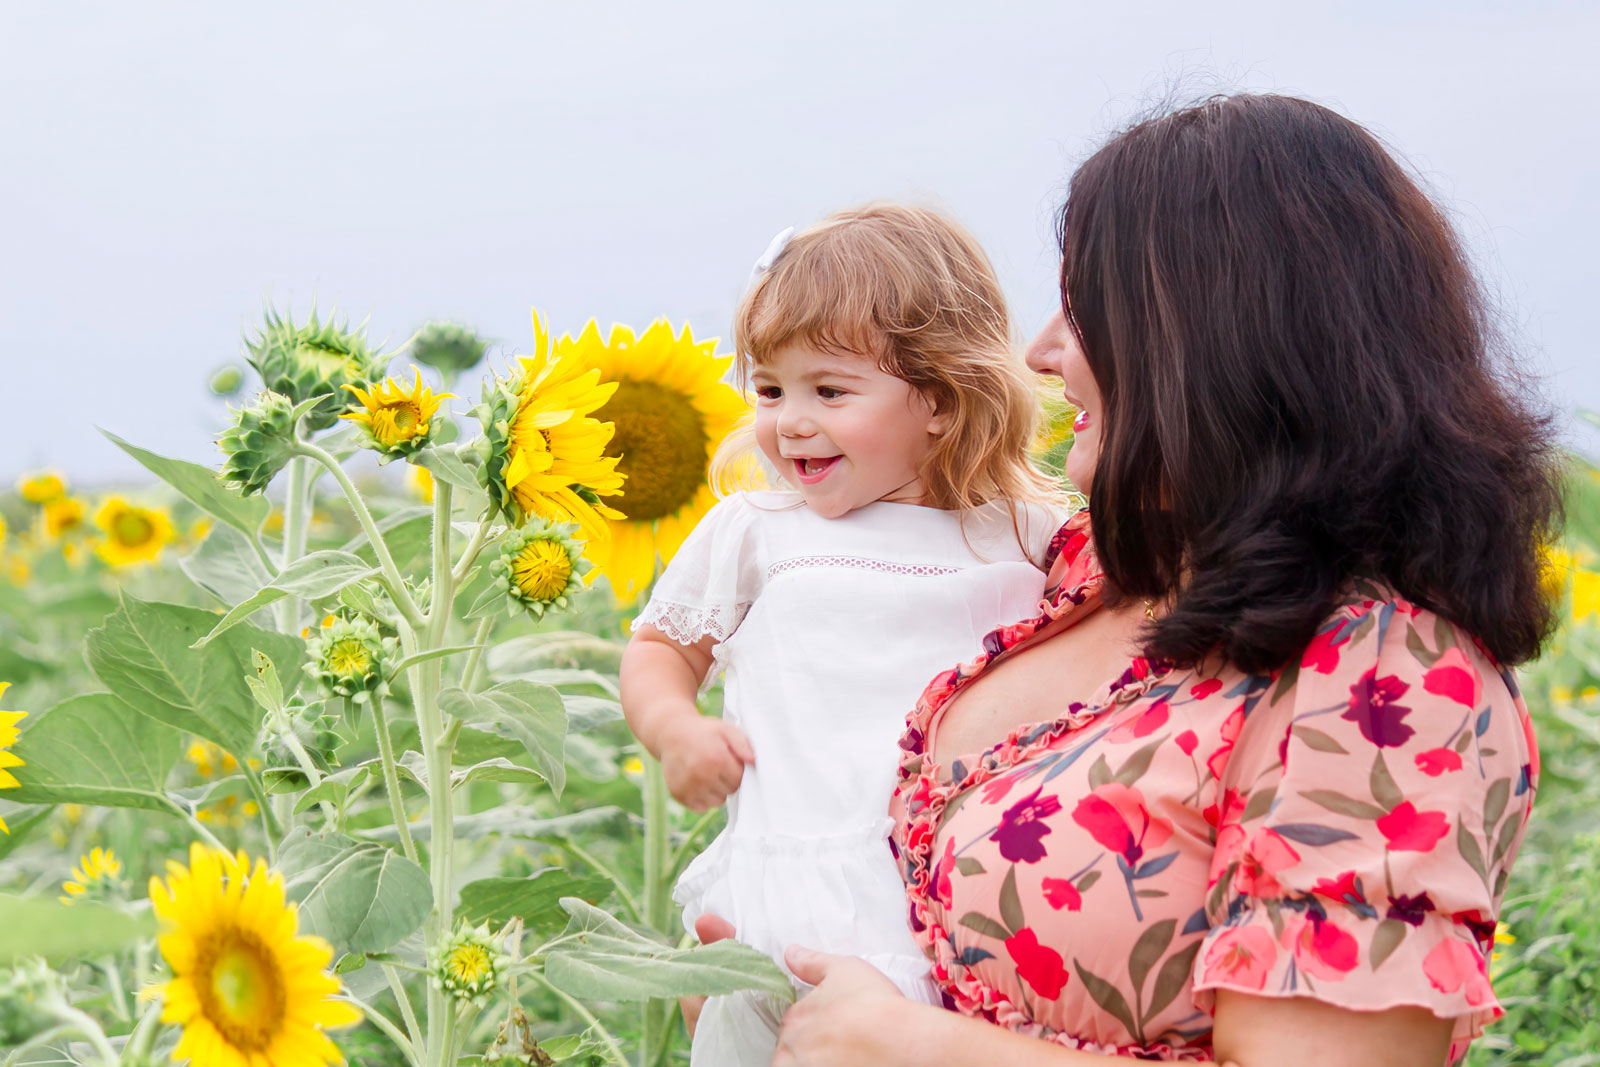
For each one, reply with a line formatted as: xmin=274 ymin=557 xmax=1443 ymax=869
xmin=635 ymin=490 xmax=1060 ymax=1067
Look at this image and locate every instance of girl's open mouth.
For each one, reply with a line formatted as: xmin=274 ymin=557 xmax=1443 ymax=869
xmin=793 ymin=456 xmax=841 ymax=484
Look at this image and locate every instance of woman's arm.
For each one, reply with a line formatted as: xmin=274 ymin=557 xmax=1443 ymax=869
xmin=775 ymin=950 xmax=1453 ymax=1066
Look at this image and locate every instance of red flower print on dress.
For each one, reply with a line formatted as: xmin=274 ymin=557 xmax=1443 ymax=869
xmin=1415 ymin=747 xmax=1464 ymax=776
xmin=1423 ymin=646 xmax=1482 ymax=709
xmin=1070 ymin=782 xmax=1173 ymax=867
xmin=1202 ymin=925 xmax=1278 ymax=991
xmin=1107 ymin=700 xmax=1170 ymax=743
xmin=1301 ymin=623 xmax=1350 ymax=674
xmin=1004 ymin=927 xmax=1069 ymax=999
xmin=1176 ymin=729 xmax=1198 ymax=756
xmin=1203 ymin=788 xmax=1247 ymax=831
xmin=990 ymin=786 xmax=1063 ymax=864
xmin=1232 ymin=828 xmax=1302 ymax=898
xmin=1375 ymin=801 xmax=1451 ymax=852
xmin=981 ymin=772 xmax=1021 ymax=805
xmin=1422 ymin=939 xmax=1493 ymax=1006
xmin=1206 ymin=706 xmax=1245 ymax=779
xmin=1041 ymin=877 xmax=1083 ymax=912
xmin=1311 ymin=870 xmax=1370 ymax=912
xmin=1190 ymin=678 xmax=1224 ymax=700
xmin=933 ymin=836 xmax=957 ymax=909
xmin=1341 ymin=668 xmax=1416 ymax=748
xmin=1281 ymin=913 xmax=1360 ymax=980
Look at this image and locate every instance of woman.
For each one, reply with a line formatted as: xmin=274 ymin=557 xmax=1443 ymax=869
xmin=768 ymin=94 xmax=1563 ymax=1065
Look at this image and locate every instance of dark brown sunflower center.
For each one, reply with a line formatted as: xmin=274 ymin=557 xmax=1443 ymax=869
xmin=600 ymin=380 xmax=708 ymax=521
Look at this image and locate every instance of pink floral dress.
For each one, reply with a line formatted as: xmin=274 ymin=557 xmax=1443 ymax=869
xmin=890 ymin=512 xmax=1539 ymax=1063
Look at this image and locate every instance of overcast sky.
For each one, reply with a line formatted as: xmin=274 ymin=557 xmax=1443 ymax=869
xmin=2 ymin=0 xmax=1596 ymax=485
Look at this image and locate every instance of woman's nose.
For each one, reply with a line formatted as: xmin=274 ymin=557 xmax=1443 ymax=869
xmin=1025 ymin=307 xmax=1070 ymax=376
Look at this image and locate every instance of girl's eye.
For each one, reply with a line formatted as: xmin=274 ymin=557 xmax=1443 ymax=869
xmin=816 ymin=386 xmax=845 ymax=399
xmin=754 ymin=386 xmax=782 ymax=400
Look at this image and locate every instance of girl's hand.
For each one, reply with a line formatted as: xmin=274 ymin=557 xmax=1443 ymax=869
xmin=773 ymin=946 xmax=908 ymax=1065
xmin=659 ymin=713 xmax=754 ymax=811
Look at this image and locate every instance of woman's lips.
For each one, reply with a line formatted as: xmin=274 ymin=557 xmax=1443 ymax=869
xmin=793 ymin=456 xmax=841 ymax=484
xmin=1072 ymin=408 xmax=1090 ymax=433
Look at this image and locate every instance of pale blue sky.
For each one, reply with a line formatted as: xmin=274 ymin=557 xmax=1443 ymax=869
xmin=2 ymin=0 xmax=1596 ymax=484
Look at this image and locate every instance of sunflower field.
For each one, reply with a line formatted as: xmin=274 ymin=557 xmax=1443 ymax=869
xmin=0 ymin=307 xmax=1595 ymax=1066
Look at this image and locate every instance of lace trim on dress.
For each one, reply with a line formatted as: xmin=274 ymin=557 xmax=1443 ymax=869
xmin=633 ymin=597 xmax=749 ymax=647
xmin=768 ymin=555 xmax=961 ymax=580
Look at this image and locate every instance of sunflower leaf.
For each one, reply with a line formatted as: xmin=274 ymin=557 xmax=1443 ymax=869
xmin=439 ymin=681 xmax=568 ymax=799
xmin=277 ymin=828 xmax=432 ymax=955
xmin=102 ymin=430 xmax=270 ymax=541
xmin=458 ymin=870 xmax=614 ymax=934
xmin=414 ymin=444 xmax=484 ymax=494
xmin=192 ymin=551 xmax=379 ymax=649
xmin=6 ymin=692 xmax=182 ymax=810
xmin=0 ymin=894 xmax=157 ymax=963
xmin=86 ymin=594 xmax=303 ymax=757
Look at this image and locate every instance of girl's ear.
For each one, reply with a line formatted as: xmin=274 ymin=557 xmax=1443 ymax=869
xmin=927 ymin=402 xmax=953 ymax=437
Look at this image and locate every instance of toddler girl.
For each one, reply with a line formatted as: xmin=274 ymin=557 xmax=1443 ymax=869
xmin=619 ymin=203 xmax=1066 ymax=1066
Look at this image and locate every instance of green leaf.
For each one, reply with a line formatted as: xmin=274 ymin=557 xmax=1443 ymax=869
xmin=413 ymin=445 xmax=483 ymax=493
xmin=998 ymin=865 xmax=1024 ymax=935
xmin=954 ymin=856 xmax=987 ymax=877
xmin=1127 ymin=918 xmax=1176 ymax=995
xmin=489 ymin=631 xmax=624 ymax=676
xmin=1458 ymin=821 xmax=1489 ymax=883
xmin=958 ymin=911 xmax=1013 ymax=941
xmin=544 ymin=898 xmax=796 ymax=1003
xmin=86 ymin=594 xmax=303 ymax=757
xmin=1483 ymin=777 xmax=1511 ymax=835
xmin=0 ymin=805 xmax=54 ymax=862
xmin=102 ymin=430 xmax=269 ymax=539
xmin=293 ymin=764 xmax=374 ymax=814
xmin=0 ymin=894 xmax=157 ymax=963
xmin=1369 ymin=917 xmax=1408 ymax=970
xmin=362 ymin=803 xmax=626 ymax=844
xmin=1074 ymin=959 xmax=1140 ymax=1040
xmin=1299 ymin=789 xmax=1388 ymax=821
xmin=1292 ymin=726 xmax=1349 ymax=755
xmin=439 ymin=681 xmax=568 ymax=798
xmin=1404 ymin=623 xmax=1440 ymax=668
xmin=1075 ymin=869 xmax=1102 ymax=894
xmin=1112 ymin=736 xmax=1165 ymax=787
xmin=1242 ymin=786 xmax=1277 ymax=822
xmin=390 ymin=643 xmax=484 ymax=678
xmin=1143 ymin=938 xmax=1202 ymax=1023
xmin=193 ymin=551 xmax=379 ymax=648
xmin=180 ymin=525 xmax=276 ymax=607
xmin=1369 ymin=752 xmax=1403 ymax=812
xmin=458 ymin=869 xmax=614 ymax=933
xmin=7 ymin=693 xmax=182 ymax=810
xmin=1087 ymin=753 xmax=1112 ymax=790
xmin=277 ymin=829 xmax=432 ymax=955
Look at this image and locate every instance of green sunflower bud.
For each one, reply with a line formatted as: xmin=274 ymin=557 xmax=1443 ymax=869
xmin=489 ymin=521 xmax=590 ymax=618
xmin=412 ymin=320 xmax=489 ymax=378
xmin=208 ymin=363 xmax=246 ymax=397
xmin=245 ymin=306 xmax=391 ymax=432
xmin=219 ymin=390 xmax=299 ymax=497
xmin=471 ymin=368 xmax=524 ymax=526
xmin=0 ymin=958 xmax=64 ymax=1046
xmin=304 ymin=614 xmax=394 ymax=704
xmin=430 ymin=921 xmax=508 ymax=1007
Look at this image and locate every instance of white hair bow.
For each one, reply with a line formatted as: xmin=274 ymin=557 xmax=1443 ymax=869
xmin=744 ymin=226 xmax=795 ymax=293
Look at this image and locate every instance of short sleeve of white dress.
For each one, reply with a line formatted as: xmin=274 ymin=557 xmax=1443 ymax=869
xmin=633 ymin=493 xmax=766 ymax=686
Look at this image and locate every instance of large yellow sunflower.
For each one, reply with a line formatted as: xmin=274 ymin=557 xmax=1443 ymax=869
xmin=556 ymin=319 xmax=748 ymax=603
xmin=0 ymin=682 xmax=25 ymax=834
xmin=475 ymin=310 xmax=626 ymax=545
xmin=93 ymin=497 xmax=176 ymax=567
xmin=148 ymin=843 xmax=360 ymax=1067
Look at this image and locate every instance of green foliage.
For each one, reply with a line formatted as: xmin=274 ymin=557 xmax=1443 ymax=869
xmin=0 ymin=896 xmax=155 ymax=964
xmin=7 ymin=692 xmax=181 ymax=810
xmin=277 ymin=828 xmax=433 ymax=955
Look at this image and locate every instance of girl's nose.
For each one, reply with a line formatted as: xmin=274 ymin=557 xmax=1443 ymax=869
xmin=777 ymin=405 xmax=816 ymax=439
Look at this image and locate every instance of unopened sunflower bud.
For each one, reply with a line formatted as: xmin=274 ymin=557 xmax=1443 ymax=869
xmin=412 ymin=320 xmax=489 ymax=378
xmin=245 ymin=306 xmax=391 ymax=431
xmin=219 ymin=390 xmax=299 ymax=497
xmin=490 ymin=521 xmax=590 ymax=618
xmin=304 ymin=615 xmax=394 ymax=704
xmin=430 ymin=921 xmax=508 ymax=1007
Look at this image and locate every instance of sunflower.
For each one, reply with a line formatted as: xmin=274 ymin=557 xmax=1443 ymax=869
xmin=44 ymin=495 xmax=86 ymax=539
xmin=148 ymin=843 xmax=359 ymax=1067
xmin=430 ymin=921 xmax=507 ymax=1007
xmin=0 ymin=682 xmax=24 ymax=834
xmin=60 ymin=846 xmax=126 ymax=905
xmin=340 ymin=365 xmax=453 ymax=457
xmin=555 ymin=319 xmax=748 ymax=603
xmin=472 ymin=310 xmax=626 ymax=543
xmin=18 ymin=470 xmax=66 ymax=504
xmin=489 ymin=520 xmax=590 ymax=618
xmin=93 ymin=498 xmax=176 ymax=567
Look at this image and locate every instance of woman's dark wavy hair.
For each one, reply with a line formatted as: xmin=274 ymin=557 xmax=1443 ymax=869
xmin=1059 ymin=93 xmax=1564 ymax=672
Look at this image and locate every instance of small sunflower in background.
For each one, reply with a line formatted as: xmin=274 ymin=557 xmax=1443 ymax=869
xmin=43 ymin=495 xmax=86 ymax=540
xmin=340 ymin=365 xmax=453 ymax=459
xmin=18 ymin=470 xmax=67 ymax=505
xmin=147 ymin=844 xmax=360 ymax=1067
xmin=558 ymin=318 xmax=748 ymax=604
xmin=59 ymin=847 xmax=126 ymax=905
xmin=0 ymin=682 xmax=25 ymax=833
xmin=91 ymin=497 xmax=176 ymax=567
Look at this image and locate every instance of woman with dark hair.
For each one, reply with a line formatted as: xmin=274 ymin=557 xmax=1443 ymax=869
xmin=763 ymin=93 xmax=1563 ymax=1065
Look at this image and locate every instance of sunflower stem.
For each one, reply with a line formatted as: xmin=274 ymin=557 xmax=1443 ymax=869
xmin=336 ymin=993 xmax=422 ymax=1067
xmin=640 ymin=752 xmax=672 ymax=1063
xmin=530 ymin=969 xmax=628 ymax=1066
xmin=295 ymin=438 xmax=426 ymax=629
xmin=51 ymin=1004 xmax=118 ymax=1066
xmin=457 ymin=617 xmax=493 ymax=690
xmin=371 ymin=694 xmax=419 ymax=864
xmin=274 ymin=705 xmax=339 ymax=827
xmin=384 ymin=962 xmax=426 ymax=1056
xmin=164 ymin=796 xmax=229 ymax=853
xmin=545 ymin=836 xmax=641 ymax=923
xmin=276 ymin=455 xmax=308 ymax=632
xmin=450 ymin=515 xmax=494 ymax=585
